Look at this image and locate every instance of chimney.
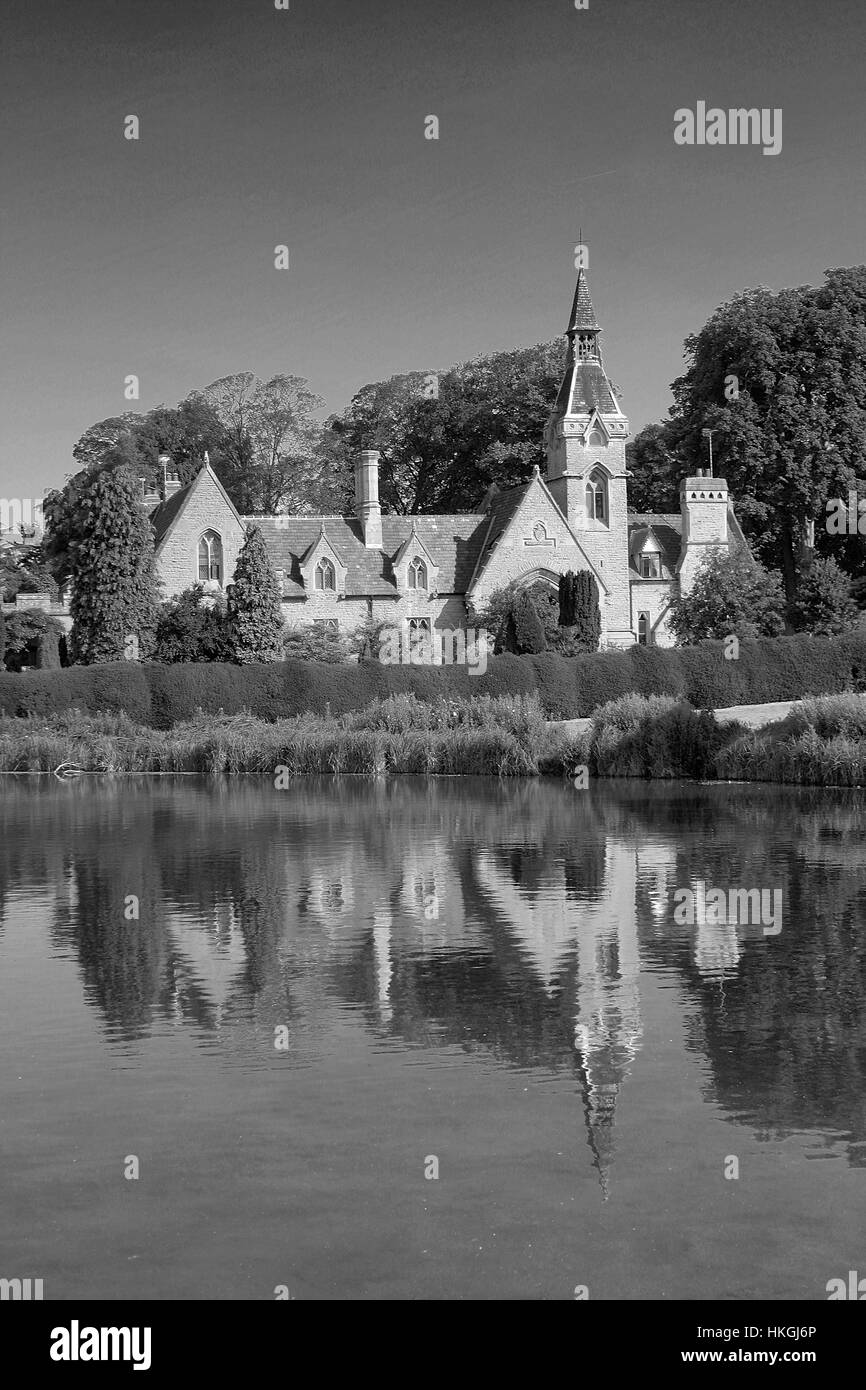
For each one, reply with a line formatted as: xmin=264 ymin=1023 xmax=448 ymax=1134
xmin=158 ymin=452 xmax=182 ymax=501
xmin=678 ymin=474 xmax=729 ymax=595
xmin=141 ymin=476 xmax=161 ymax=510
xmin=355 ymin=449 xmax=383 ymax=549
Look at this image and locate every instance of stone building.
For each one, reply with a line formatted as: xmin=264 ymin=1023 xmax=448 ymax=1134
xmin=26 ymin=262 xmax=748 ymax=648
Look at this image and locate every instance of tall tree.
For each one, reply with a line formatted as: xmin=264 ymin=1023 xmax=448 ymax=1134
xmin=667 ymin=550 xmax=786 ymax=644
xmin=196 ymin=373 xmax=324 ymax=513
xmin=571 ymin=572 xmax=601 ymax=653
xmin=66 ymin=458 xmax=162 ymax=664
xmin=226 ymin=526 xmax=284 ymax=663
xmin=667 ymin=267 xmax=866 ymax=600
xmin=329 ymin=340 xmax=568 ymax=513
xmin=625 ymin=422 xmax=683 ymax=514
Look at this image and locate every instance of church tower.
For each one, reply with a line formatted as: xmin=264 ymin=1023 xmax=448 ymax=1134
xmin=545 ymin=259 xmax=634 ymax=644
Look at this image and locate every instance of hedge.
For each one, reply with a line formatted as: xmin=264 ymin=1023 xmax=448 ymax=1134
xmin=1 ymin=631 xmax=865 ymax=727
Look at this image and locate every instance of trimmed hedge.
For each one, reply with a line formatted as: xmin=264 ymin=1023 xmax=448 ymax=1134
xmin=1 ymin=631 xmax=865 ymax=727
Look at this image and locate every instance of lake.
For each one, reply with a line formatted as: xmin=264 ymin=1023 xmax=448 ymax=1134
xmin=1 ymin=776 xmax=863 ymax=1300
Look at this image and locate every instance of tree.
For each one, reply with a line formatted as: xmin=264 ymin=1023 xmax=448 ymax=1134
xmin=506 ymin=589 xmax=547 ymax=654
xmin=666 ymin=267 xmax=866 ymax=601
xmin=196 ymin=373 xmax=325 ymax=513
xmin=788 ymin=555 xmax=860 ymax=635
xmin=153 ymin=585 xmax=232 ymax=663
xmin=0 ymin=607 xmax=5 ymax=670
xmin=668 ymin=549 xmax=786 ymax=644
xmin=625 ymin=422 xmax=682 ymax=514
xmin=329 ymin=340 xmax=569 ymax=514
xmin=226 ymin=526 xmax=284 ymax=663
xmin=571 ymin=572 xmax=602 ymax=653
xmin=558 ymin=571 xmax=576 ymax=627
xmin=67 ymin=460 xmax=162 ymax=664
xmin=1 ymin=611 xmax=64 ymax=671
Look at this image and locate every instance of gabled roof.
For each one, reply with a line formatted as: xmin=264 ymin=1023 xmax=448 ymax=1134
xmin=392 ymin=518 xmax=439 ymax=571
xmin=245 ymin=513 xmax=490 ymax=598
xmin=150 ymin=462 xmax=245 ymax=551
xmin=150 ymin=485 xmax=191 ymax=548
xmin=298 ymin=522 xmax=345 ymax=568
xmin=466 ymin=471 xmax=609 ymax=597
xmin=628 ymin=517 xmax=681 ymax=580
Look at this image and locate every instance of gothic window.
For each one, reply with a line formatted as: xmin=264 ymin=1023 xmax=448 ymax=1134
xmin=638 ymin=612 xmax=650 ymax=646
xmin=408 ymin=618 xmax=430 ymax=634
xmin=585 ymin=471 xmax=608 ymax=525
xmin=315 ymin=557 xmax=336 ymax=591
xmin=639 ymin=553 xmax=660 ymax=579
xmin=198 ymin=530 xmax=223 ymax=583
xmin=587 ymin=428 xmax=605 ymax=447
xmin=407 ymin=557 xmax=428 ymax=590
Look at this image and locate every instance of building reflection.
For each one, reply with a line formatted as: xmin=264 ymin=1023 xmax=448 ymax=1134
xmin=1 ymin=779 xmax=865 ymax=1177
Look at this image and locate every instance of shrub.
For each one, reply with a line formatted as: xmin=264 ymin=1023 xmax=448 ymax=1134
xmin=559 ymin=571 xmax=601 ymax=654
xmin=2 ymin=631 xmax=866 ymax=726
xmin=282 ymin=623 xmax=353 ymax=663
xmin=153 ymin=584 xmax=232 ymax=662
xmin=586 ymin=694 xmax=736 ymax=779
xmin=226 ymin=525 xmax=284 ymax=663
xmin=508 ymin=589 xmax=547 ymax=654
xmin=668 ymin=549 xmax=786 ymax=642
xmin=789 ymin=556 xmax=860 ymax=636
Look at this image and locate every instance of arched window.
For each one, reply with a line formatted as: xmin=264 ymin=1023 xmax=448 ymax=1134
xmin=198 ymin=530 xmax=223 ymax=583
xmin=638 ymin=612 xmax=650 ymax=646
xmin=585 ymin=470 xmax=608 ymax=525
xmin=407 ymin=557 xmax=428 ymax=590
xmin=315 ymin=557 xmax=336 ymax=591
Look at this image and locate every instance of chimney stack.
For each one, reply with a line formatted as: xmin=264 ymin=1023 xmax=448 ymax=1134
xmin=158 ymin=452 xmax=182 ymax=501
xmin=355 ymin=450 xmax=383 ymax=549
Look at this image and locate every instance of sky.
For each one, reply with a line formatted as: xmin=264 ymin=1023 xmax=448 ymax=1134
xmin=1 ymin=0 xmax=864 ymax=501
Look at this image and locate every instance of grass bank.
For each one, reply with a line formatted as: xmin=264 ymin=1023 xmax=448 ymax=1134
xmin=2 ymin=693 xmax=865 ymax=785
xmin=562 ymin=692 xmax=866 ymax=787
xmin=0 ymin=695 xmax=549 ymax=778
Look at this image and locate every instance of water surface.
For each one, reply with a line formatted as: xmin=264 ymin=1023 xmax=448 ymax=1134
xmin=1 ymin=776 xmax=863 ymax=1300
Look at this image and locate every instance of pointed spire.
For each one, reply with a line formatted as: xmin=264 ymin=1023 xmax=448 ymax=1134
xmin=567 ymin=266 xmax=600 ymax=337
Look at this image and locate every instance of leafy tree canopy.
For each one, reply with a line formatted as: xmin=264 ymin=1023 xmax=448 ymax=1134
xmin=667 ymin=549 xmax=786 ymax=644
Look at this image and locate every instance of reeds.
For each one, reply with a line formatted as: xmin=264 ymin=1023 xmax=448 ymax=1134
xmin=0 ymin=695 xmax=546 ymax=778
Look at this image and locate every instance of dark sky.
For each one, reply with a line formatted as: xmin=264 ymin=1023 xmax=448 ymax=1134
xmin=2 ymin=0 xmax=864 ymax=499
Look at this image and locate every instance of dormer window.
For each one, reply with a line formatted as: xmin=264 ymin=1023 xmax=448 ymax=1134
xmin=198 ymin=530 xmax=223 ymax=583
xmin=585 ymin=470 xmax=608 ymax=525
xmin=407 ymin=557 xmax=428 ymax=590
xmin=315 ymin=558 xmax=336 ymax=591
xmin=639 ymin=553 xmax=660 ymax=579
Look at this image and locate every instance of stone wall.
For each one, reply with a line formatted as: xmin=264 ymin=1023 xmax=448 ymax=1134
xmin=155 ymin=470 xmax=246 ymax=599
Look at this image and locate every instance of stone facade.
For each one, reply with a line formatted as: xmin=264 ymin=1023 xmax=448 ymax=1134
xmin=138 ymin=264 xmax=745 ymax=650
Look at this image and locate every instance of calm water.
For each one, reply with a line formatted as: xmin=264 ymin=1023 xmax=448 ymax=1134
xmin=1 ymin=776 xmax=864 ymax=1301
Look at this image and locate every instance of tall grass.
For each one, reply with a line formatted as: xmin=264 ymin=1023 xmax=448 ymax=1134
xmin=4 ymin=692 xmax=865 ymax=784
xmin=0 ymin=695 xmax=546 ymax=778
